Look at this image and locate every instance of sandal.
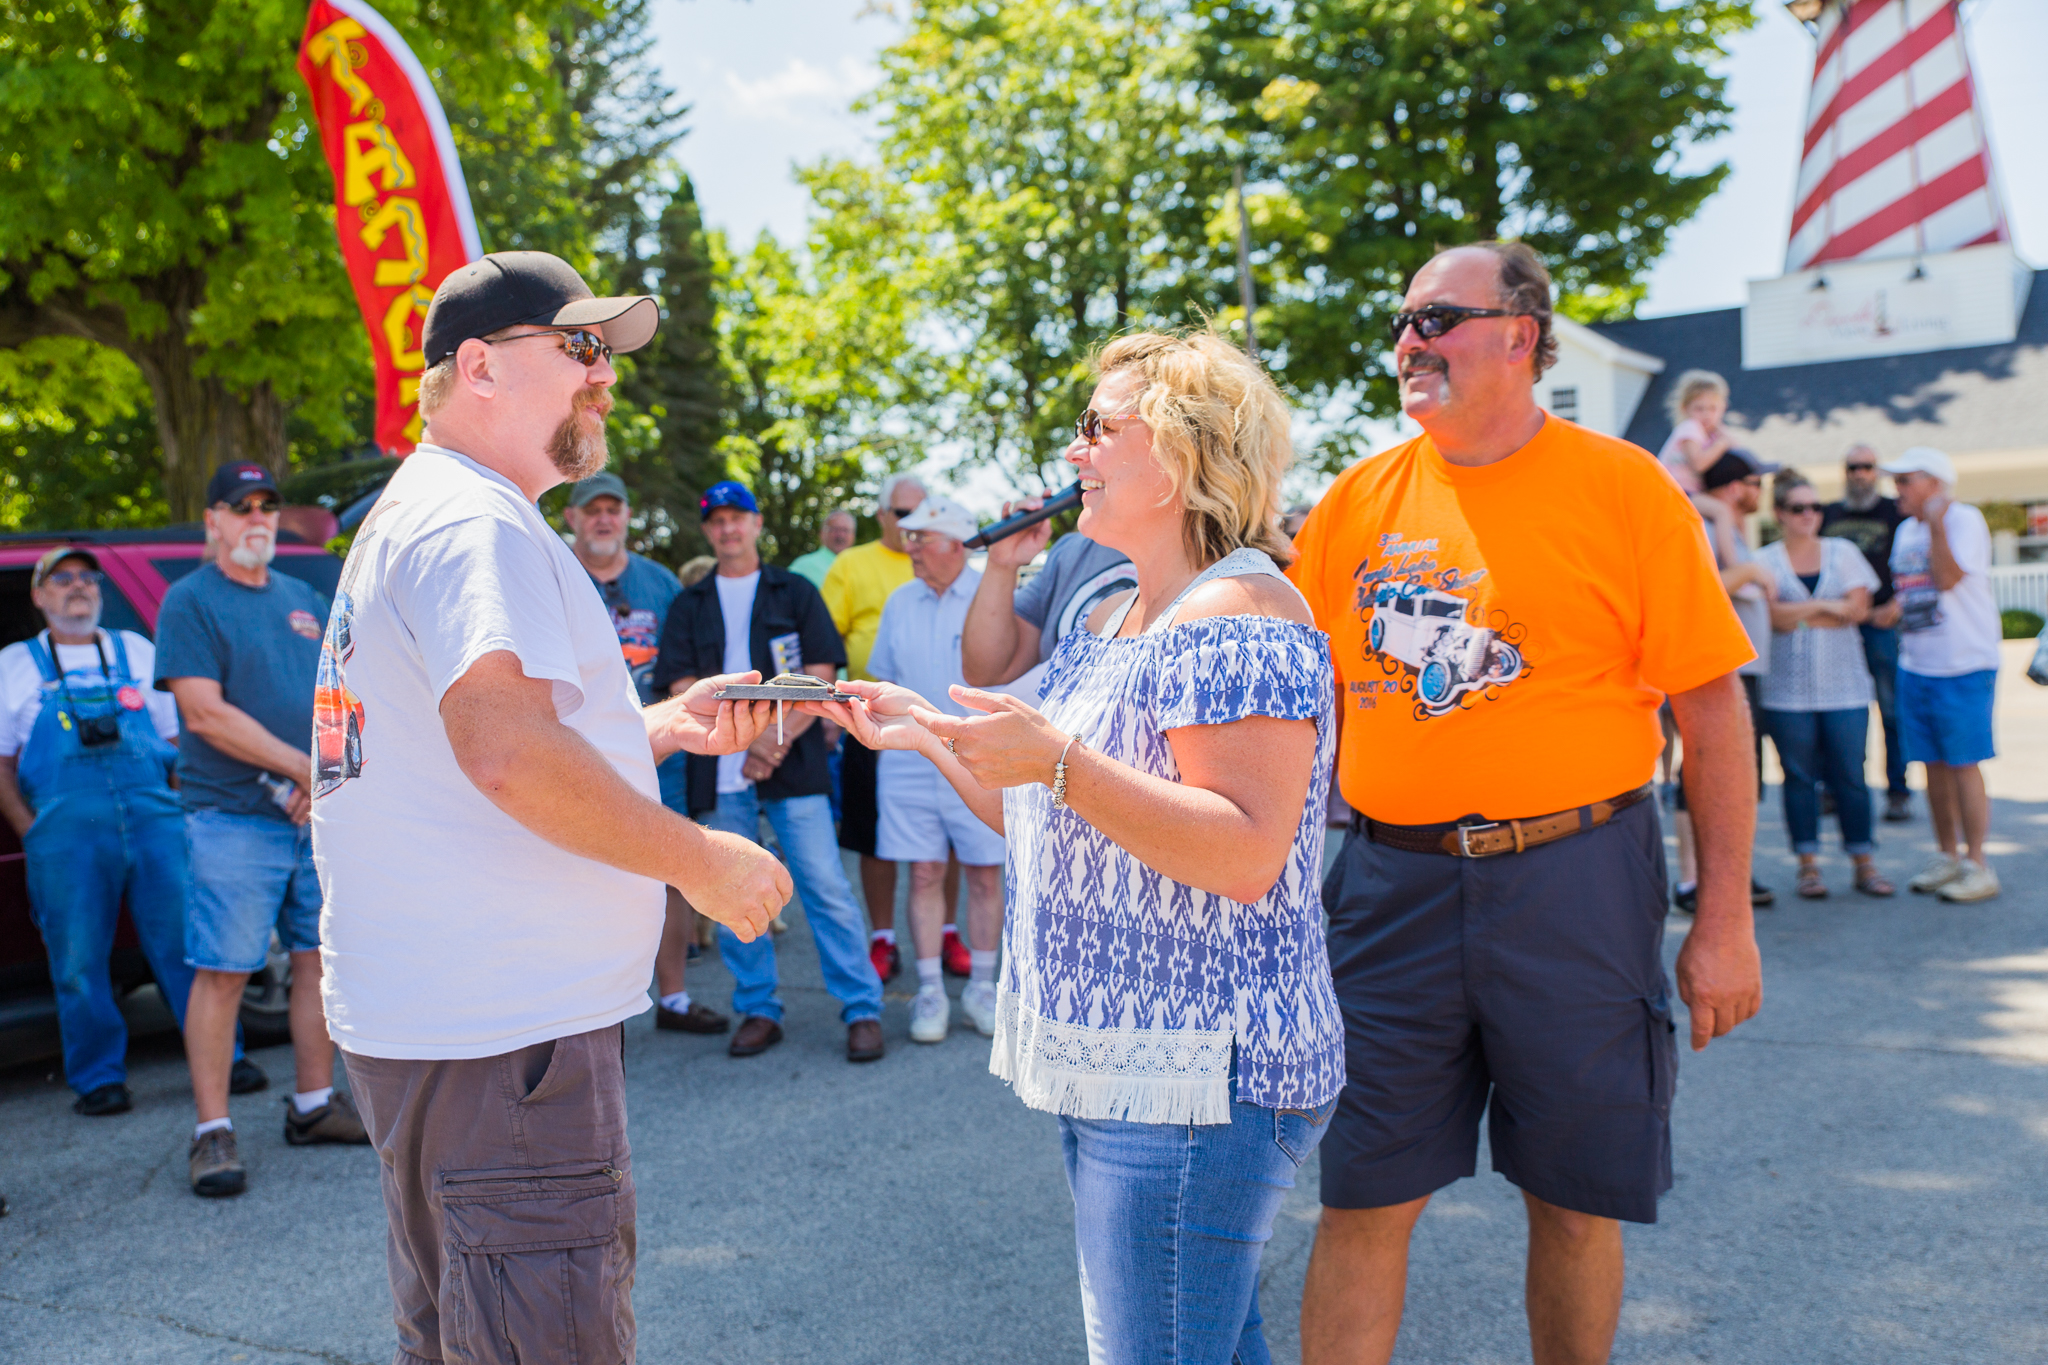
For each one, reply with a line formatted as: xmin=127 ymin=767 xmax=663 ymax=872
xmin=1855 ymin=865 xmax=1896 ymax=897
xmin=1795 ymin=865 xmax=1829 ymax=899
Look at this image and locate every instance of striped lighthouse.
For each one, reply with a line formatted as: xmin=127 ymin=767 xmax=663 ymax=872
xmin=1785 ymin=0 xmax=2008 ymax=271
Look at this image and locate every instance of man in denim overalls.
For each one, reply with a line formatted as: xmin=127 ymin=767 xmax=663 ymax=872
xmin=0 ymin=548 xmax=257 ymax=1117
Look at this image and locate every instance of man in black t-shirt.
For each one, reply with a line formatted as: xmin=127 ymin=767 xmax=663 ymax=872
xmin=1821 ymin=444 xmax=1911 ymax=820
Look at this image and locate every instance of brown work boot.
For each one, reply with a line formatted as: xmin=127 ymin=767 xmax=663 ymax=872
xmin=282 ymin=1090 xmax=371 ymax=1146
xmin=656 ymin=1000 xmax=731 ymax=1034
xmin=189 ymin=1128 xmax=246 ymax=1198
xmin=847 ymin=1018 xmax=884 ymax=1063
xmin=728 ymin=1015 xmax=783 ymax=1058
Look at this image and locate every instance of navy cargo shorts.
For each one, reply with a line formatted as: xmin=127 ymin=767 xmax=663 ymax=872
xmin=1319 ymin=796 xmax=1677 ymax=1224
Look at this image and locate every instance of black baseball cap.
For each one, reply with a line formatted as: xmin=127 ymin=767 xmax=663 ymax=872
xmin=421 ymin=252 xmax=659 ymax=368
xmin=1701 ymin=448 xmax=1781 ymax=491
xmin=206 ymin=462 xmax=280 ymax=506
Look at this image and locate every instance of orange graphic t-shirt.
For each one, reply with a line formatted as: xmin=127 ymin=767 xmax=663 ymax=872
xmin=1289 ymin=415 xmax=1755 ymax=825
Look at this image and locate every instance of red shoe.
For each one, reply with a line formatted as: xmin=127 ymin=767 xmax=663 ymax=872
xmin=941 ymin=927 xmax=972 ymax=978
xmin=868 ymin=937 xmax=901 ymax=983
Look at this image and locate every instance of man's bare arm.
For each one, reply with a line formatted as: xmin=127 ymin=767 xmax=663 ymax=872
xmin=961 ymin=568 xmax=1041 ymax=686
xmin=1667 ymin=672 xmax=1763 ymax=1050
xmin=1924 ymin=496 xmax=1965 ymax=591
xmin=444 ymin=651 xmax=788 ymax=940
xmin=164 ymin=676 xmax=314 ymax=823
xmin=0 ymin=756 xmax=32 ymax=838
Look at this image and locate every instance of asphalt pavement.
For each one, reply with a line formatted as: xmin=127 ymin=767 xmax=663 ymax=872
xmin=2 ymin=641 xmax=2044 ymax=1363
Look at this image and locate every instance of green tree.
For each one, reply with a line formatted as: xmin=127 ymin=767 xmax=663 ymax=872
xmin=854 ymin=0 xmax=1238 ymax=486
xmin=1195 ymin=0 xmax=1752 ymax=462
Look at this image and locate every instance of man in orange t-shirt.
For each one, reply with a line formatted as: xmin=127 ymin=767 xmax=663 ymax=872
xmin=1292 ymin=243 xmax=1763 ymax=1365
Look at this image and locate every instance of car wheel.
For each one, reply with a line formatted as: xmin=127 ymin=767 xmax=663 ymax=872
xmin=238 ymin=933 xmax=293 ymax=1048
xmin=1369 ymin=616 xmax=1385 ymax=652
xmin=1419 ymin=661 xmax=1451 ymax=705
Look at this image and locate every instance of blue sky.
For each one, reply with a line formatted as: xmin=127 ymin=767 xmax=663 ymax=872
xmin=651 ymin=0 xmax=2048 ymax=317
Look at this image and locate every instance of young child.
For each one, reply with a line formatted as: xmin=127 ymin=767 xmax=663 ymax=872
xmin=1659 ymin=369 xmax=1743 ymax=563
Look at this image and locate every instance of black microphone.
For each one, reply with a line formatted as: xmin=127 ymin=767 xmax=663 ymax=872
xmin=965 ymin=482 xmax=1083 ymax=550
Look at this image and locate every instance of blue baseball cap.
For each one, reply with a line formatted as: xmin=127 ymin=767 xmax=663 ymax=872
xmin=700 ymin=481 xmax=759 ymax=520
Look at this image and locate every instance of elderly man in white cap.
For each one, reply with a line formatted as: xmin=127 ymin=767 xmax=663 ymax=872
xmin=865 ymin=494 xmax=1007 ymax=1043
xmin=1883 ymin=446 xmax=2003 ymax=902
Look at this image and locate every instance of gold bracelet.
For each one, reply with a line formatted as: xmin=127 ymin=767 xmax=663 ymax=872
xmin=1051 ymin=736 xmax=1079 ymax=809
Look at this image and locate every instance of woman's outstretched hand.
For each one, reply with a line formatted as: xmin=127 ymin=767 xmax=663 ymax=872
xmin=914 ymin=687 xmax=1069 ymax=790
xmin=797 ymin=680 xmax=937 ymax=754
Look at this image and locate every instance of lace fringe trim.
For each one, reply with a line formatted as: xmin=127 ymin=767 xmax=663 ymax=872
xmin=987 ymin=989 xmax=1234 ymax=1126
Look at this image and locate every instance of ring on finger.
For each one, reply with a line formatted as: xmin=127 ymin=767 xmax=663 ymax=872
xmin=946 ymin=738 xmax=957 ymax=755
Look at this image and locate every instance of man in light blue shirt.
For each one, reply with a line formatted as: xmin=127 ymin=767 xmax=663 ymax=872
xmin=866 ymin=495 xmax=1006 ymax=1045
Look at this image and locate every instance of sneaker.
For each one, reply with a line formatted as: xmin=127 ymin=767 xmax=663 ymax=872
xmin=656 ymin=1000 xmax=730 ymax=1034
xmin=1671 ymin=884 xmax=1698 ymax=915
xmin=909 ymin=986 xmax=950 ymax=1044
xmin=1883 ymin=792 xmax=1913 ymax=823
xmin=283 ymin=1090 xmax=371 ymax=1146
xmin=1939 ymin=862 xmax=2001 ymax=903
xmin=942 ymin=927 xmax=972 ymax=978
xmin=868 ymin=937 xmax=901 ymax=984
xmin=960 ymin=981 xmax=998 ymax=1037
xmin=1908 ymin=854 xmax=1964 ymax=894
xmin=1750 ymin=878 xmax=1775 ymax=908
xmin=229 ymin=1057 xmax=269 ymax=1095
xmin=189 ymin=1128 xmax=246 ymax=1198
xmin=72 ymin=1083 xmax=132 ymax=1117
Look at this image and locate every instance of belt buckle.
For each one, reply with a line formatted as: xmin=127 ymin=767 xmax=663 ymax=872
xmin=1456 ymin=822 xmax=1503 ymax=858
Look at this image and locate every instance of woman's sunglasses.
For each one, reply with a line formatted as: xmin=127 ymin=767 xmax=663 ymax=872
xmin=1780 ymin=502 xmax=1824 ymax=515
xmin=1075 ymin=408 xmax=1142 ymax=445
xmin=1387 ymin=304 xmax=1527 ymax=343
xmin=487 ymin=328 xmax=614 ymax=367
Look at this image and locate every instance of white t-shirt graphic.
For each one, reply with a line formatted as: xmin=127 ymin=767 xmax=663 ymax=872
xmin=312 ymin=445 xmax=663 ymax=1060
xmin=712 ymin=570 xmax=760 ymax=794
xmin=1891 ymin=502 xmax=1999 ymax=677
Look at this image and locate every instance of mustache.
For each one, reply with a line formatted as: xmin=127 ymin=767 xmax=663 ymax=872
xmin=1400 ymin=353 xmax=1448 ymax=380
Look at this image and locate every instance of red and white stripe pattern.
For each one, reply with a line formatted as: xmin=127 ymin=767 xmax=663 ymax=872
xmin=1787 ymin=0 xmax=2006 ymax=271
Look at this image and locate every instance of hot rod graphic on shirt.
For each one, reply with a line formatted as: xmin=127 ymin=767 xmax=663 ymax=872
xmin=1365 ymin=579 xmax=1525 ymax=716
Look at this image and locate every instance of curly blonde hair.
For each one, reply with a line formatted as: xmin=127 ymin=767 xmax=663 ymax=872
xmin=1666 ymin=369 xmax=1729 ymax=424
xmin=1092 ymin=329 xmax=1297 ymax=569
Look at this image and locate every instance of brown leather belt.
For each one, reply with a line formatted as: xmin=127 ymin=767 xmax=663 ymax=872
xmin=1354 ymin=785 xmax=1653 ymax=859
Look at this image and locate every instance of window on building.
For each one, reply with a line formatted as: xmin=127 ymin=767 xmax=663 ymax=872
xmin=1550 ymin=387 xmax=1579 ymax=421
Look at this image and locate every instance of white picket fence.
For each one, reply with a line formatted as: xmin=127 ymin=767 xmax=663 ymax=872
xmin=1990 ymin=564 xmax=2048 ymax=614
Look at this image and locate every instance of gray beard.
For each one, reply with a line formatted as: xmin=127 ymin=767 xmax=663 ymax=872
xmin=583 ymin=537 xmax=624 ymax=560
xmin=229 ymin=536 xmax=276 ymax=570
xmin=47 ymin=603 xmax=102 ymax=638
xmin=1842 ymin=488 xmax=1881 ymax=512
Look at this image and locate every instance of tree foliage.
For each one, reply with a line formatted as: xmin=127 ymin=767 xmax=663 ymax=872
xmin=1194 ymin=0 xmax=1753 ymax=461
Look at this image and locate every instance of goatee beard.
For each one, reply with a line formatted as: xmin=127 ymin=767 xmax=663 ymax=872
xmin=229 ymin=535 xmax=275 ymax=570
xmin=49 ymin=603 xmax=102 ymax=637
xmin=550 ymin=389 xmax=613 ymax=481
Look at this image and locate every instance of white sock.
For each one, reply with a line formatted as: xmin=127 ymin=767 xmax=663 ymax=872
xmin=660 ymin=991 xmax=691 ymax=1013
xmin=916 ymin=956 xmax=943 ymax=992
xmin=942 ymin=924 xmax=960 ymax=942
xmin=1676 ymin=881 xmax=1697 ymax=895
xmin=293 ymin=1087 xmax=334 ymax=1115
xmin=870 ymin=928 xmax=895 ymax=945
xmin=970 ymin=950 xmax=998 ymax=985
xmin=194 ymin=1117 xmax=232 ymax=1138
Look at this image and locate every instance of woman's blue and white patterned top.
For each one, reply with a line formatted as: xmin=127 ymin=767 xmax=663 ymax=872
xmin=992 ymin=548 xmax=1345 ymax=1125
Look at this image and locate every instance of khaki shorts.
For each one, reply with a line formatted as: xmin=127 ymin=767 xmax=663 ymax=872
xmin=344 ymin=1025 xmax=635 ymax=1364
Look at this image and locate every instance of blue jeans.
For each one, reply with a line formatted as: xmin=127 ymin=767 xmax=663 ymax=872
xmin=1762 ymin=707 xmax=1875 ymax=855
xmin=1859 ymin=623 xmax=1907 ymax=797
xmin=183 ymin=810 xmax=323 ymax=973
xmin=1060 ymin=1086 xmax=1334 ymax=1365
xmin=23 ymin=791 xmax=239 ymax=1094
xmin=702 ymin=789 xmax=882 ymax=1024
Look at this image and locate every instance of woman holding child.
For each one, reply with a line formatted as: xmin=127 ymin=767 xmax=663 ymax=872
xmin=811 ymin=330 xmax=1343 ymax=1364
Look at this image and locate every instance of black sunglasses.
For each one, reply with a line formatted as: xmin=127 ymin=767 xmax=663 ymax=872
xmin=224 ymin=496 xmax=281 ymax=516
xmin=42 ymin=569 xmax=102 ymax=588
xmin=1845 ymin=463 xmax=1877 ymax=472
xmin=1388 ymin=305 xmax=1527 ymax=343
xmin=1781 ymin=502 xmax=1824 ymax=514
xmin=886 ymin=505 xmax=920 ymax=520
xmin=486 ymin=328 xmax=613 ymax=367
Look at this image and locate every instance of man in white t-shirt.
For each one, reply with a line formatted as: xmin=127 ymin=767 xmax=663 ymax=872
xmin=312 ymin=251 xmax=789 ymax=1365
xmin=0 ymin=547 xmax=216 ymax=1121
xmin=1883 ymin=447 xmax=2003 ymax=903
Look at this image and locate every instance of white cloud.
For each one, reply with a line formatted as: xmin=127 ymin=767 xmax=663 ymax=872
xmin=719 ymin=55 xmax=878 ymax=123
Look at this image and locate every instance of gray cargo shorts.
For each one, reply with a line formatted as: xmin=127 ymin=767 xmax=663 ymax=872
xmin=344 ymin=1024 xmax=636 ymax=1364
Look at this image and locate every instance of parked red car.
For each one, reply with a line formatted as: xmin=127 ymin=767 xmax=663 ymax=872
xmin=0 ymin=526 xmax=342 ymax=1059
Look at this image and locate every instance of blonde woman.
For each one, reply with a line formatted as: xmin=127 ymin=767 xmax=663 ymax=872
xmin=811 ymin=331 xmax=1342 ymax=1363
xmin=1659 ymin=369 xmax=1745 ymax=564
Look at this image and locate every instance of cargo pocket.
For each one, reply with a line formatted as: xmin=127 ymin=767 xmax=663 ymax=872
xmin=1273 ymin=1098 xmax=1338 ymax=1166
xmin=1644 ymin=998 xmax=1677 ymax=1120
xmin=439 ymin=1162 xmax=635 ymax=1365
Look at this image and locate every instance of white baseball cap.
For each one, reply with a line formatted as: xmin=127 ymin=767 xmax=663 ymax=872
xmin=1879 ymin=446 xmax=1956 ymax=486
xmin=897 ymin=495 xmax=978 ymax=545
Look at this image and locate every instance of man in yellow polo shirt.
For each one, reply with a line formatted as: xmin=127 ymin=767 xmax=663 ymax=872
xmin=821 ymin=473 xmax=922 ymax=982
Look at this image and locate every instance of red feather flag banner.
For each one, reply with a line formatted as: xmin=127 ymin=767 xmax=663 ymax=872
xmin=297 ymin=0 xmax=482 ymax=454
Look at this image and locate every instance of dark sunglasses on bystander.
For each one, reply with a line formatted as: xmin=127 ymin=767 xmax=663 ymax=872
xmin=1780 ymin=501 xmax=1824 ymax=515
xmin=1388 ymin=304 xmax=1528 ymax=344
xmin=42 ymin=569 xmax=102 ymax=588
xmin=484 ymin=328 xmax=614 ymax=367
xmin=225 ymin=496 xmax=281 ymax=517
xmin=1075 ymin=408 xmax=1143 ymax=446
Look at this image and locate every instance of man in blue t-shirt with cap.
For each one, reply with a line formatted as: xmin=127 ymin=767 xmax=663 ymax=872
xmin=156 ymin=461 xmax=369 ymax=1199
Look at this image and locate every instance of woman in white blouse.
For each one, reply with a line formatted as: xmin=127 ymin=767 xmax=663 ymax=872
xmin=1759 ymin=477 xmax=1895 ymax=899
xmin=810 ymin=331 xmax=1342 ymax=1363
